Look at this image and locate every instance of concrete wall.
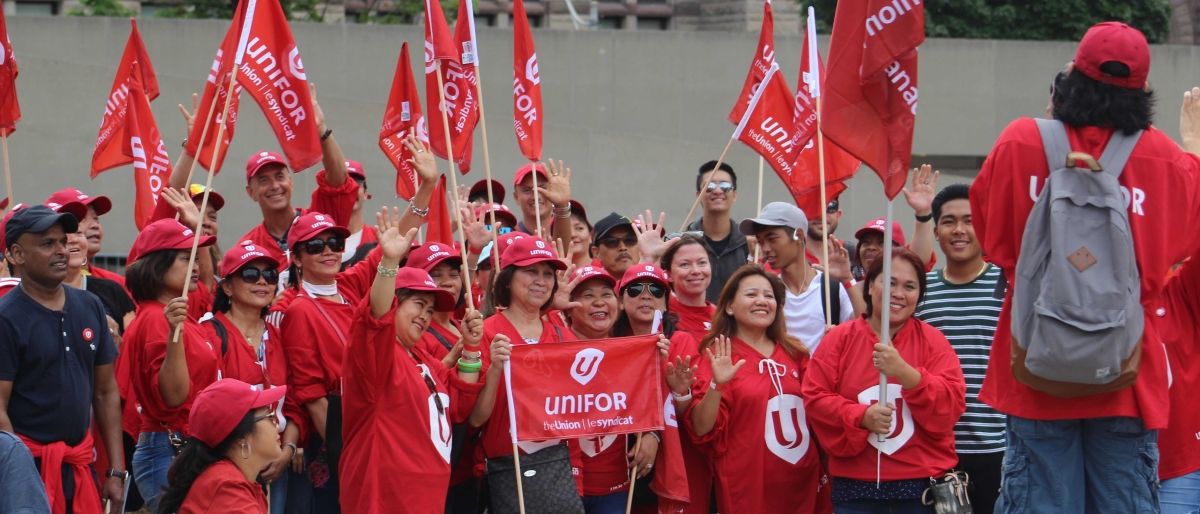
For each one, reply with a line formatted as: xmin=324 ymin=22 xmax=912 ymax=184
xmin=7 ymin=16 xmax=1200 ymax=254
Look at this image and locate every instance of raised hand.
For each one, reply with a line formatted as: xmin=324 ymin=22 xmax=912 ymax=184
xmin=403 ymin=133 xmax=440 ymax=184
xmin=901 ymin=164 xmax=939 ymax=217
xmin=823 ymin=236 xmax=852 ymax=283
xmin=633 ymin=210 xmax=672 ymax=264
xmin=1182 ymin=87 xmax=1200 ymax=155
xmin=550 ymin=263 xmax=583 ymax=312
xmin=309 ymin=83 xmax=328 ymax=134
xmin=376 ymin=205 xmax=405 ymax=235
xmin=538 ymin=159 xmax=572 ymax=207
xmin=177 ymin=92 xmax=199 ymax=137
xmin=705 ymin=335 xmax=745 ymax=385
xmin=665 ymin=355 xmax=697 ymax=396
xmin=462 ymin=205 xmax=493 ymax=251
xmin=159 ymin=187 xmax=201 ymax=231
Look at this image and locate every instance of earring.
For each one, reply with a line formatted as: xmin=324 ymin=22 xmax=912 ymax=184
xmin=239 ymin=442 xmax=250 ymax=460
xmin=725 ymin=310 xmax=733 ymax=316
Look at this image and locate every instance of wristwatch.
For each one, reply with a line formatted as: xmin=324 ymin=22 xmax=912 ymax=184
xmin=106 ymin=469 xmax=130 ymax=482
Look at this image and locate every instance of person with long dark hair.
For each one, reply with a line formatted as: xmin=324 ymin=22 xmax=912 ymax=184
xmin=156 ymin=379 xmax=286 ymax=514
xmin=685 ymin=264 xmax=826 ymax=513
xmin=802 ymin=249 xmax=965 ymax=513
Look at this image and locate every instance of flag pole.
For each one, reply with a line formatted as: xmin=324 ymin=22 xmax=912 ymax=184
xmin=463 ymin=0 xmax=503 ymax=270
xmin=876 ymin=198 xmax=895 ymax=443
xmin=1 ymin=130 xmax=12 ymax=211
xmin=434 ymin=59 xmax=477 ymax=310
xmin=503 ymin=361 xmax=528 ymax=514
xmin=170 ymin=65 xmax=237 ymax=345
xmin=531 ymin=163 xmax=542 ymax=236
xmin=755 ymin=156 xmax=764 ymax=262
xmin=808 ymin=6 xmax=834 ymax=327
xmin=625 ymin=433 xmax=644 ymax=514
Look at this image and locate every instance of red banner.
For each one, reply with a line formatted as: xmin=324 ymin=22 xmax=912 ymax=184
xmin=380 ymin=42 xmax=427 ymax=201
xmin=728 ymin=1 xmax=775 ymax=125
xmin=505 ymin=335 xmax=664 ymax=441
xmin=126 ymin=71 xmax=173 ymax=229
xmin=511 ymin=0 xmax=543 ymax=162
xmin=821 ymin=0 xmax=923 ymax=199
xmin=733 ymin=65 xmax=811 ymax=185
xmin=92 ymin=19 xmax=159 ymax=177
xmin=423 ymin=0 xmax=477 ymax=171
xmin=0 ymin=8 xmax=20 ymax=134
xmin=234 ymin=0 xmax=322 ymax=172
xmin=185 ymin=4 xmax=245 ymax=174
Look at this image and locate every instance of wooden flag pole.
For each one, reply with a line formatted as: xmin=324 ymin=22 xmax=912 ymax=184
xmin=678 ymin=137 xmax=735 ymax=233
xmin=471 ymin=69 xmax=503 ymax=272
xmin=531 ymin=161 xmax=543 ymax=236
xmin=170 ymin=65 xmax=237 ymax=345
xmin=816 ymin=98 xmax=833 ymax=326
xmin=502 ymin=361 xmax=529 ymax=514
xmin=1 ymin=130 xmax=12 ymax=211
xmin=434 ymin=60 xmax=476 ymax=310
xmin=625 ymin=433 xmax=645 ymax=514
xmin=754 ymin=156 xmax=764 ymax=262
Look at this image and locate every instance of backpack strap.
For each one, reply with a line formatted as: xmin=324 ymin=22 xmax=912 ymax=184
xmin=427 ymin=326 xmax=455 ymax=352
xmin=204 ymin=318 xmax=230 ymax=357
xmin=1096 ymin=129 xmax=1143 ymax=179
xmin=819 ymin=274 xmax=843 ymax=325
xmin=1034 ymin=118 xmax=1073 ymax=173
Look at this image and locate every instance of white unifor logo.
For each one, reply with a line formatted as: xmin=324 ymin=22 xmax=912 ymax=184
xmin=245 ymin=245 xmax=256 ymax=251
xmin=535 ymin=240 xmax=546 ymax=249
xmin=764 ymin=394 xmax=810 ymax=464
xmin=260 ymin=151 xmax=270 ymax=157
xmin=663 ymin=395 xmax=678 ymax=428
xmin=430 ymin=244 xmax=440 ymax=251
xmin=858 ymin=384 xmax=914 ymax=455
xmin=315 ymin=215 xmax=326 ymax=221
xmin=645 ymin=265 xmax=654 ymax=272
xmin=581 ymin=435 xmax=618 ymax=457
xmin=570 ymin=348 xmax=604 ymax=386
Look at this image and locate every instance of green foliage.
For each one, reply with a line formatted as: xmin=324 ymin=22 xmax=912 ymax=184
xmin=154 ymin=0 xmax=326 ymax=21
xmin=801 ymin=0 xmax=1171 ymax=43
xmin=67 ymin=0 xmax=136 ymax=17
xmin=352 ymin=0 xmax=457 ymax=25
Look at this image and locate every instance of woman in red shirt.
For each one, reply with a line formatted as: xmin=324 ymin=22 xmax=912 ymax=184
xmin=406 ymin=242 xmax=466 ymax=360
xmin=686 ymin=265 xmax=827 ymax=514
xmin=123 ymin=219 xmax=220 ymax=513
xmin=158 ymin=379 xmax=286 ymax=514
xmin=802 ymin=249 xmax=965 ymax=513
xmin=340 ymin=226 xmax=488 ymax=514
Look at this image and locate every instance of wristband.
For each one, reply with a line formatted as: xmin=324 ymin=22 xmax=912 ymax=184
xmin=670 ymin=391 xmax=692 ymax=402
xmin=457 ymin=358 xmax=483 ymax=373
xmin=377 ymin=265 xmax=399 ymax=278
xmin=410 ymin=204 xmax=430 ymax=218
xmin=461 ymin=349 xmax=483 ymax=360
xmin=914 ymin=211 xmax=933 ymax=223
xmin=180 ymin=137 xmax=188 ymax=149
xmin=106 ymin=469 xmax=130 ymax=482
xmin=648 ymin=431 xmax=662 ymax=443
xmin=320 ymin=128 xmax=333 ymax=141
xmin=285 ymin=442 xmax=298 ymax=455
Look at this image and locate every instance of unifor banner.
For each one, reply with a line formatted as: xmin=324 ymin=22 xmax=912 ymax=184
xmin=505 ymin=335 xmax=663 ymax=441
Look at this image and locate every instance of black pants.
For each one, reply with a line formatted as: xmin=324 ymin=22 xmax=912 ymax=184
xmin=958 ymin=451 xmax=1004 ymax=514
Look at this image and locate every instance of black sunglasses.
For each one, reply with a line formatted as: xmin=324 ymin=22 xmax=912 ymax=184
xmin=238 ymin=266 xmax=280 ymax=285
xmin=599 ymin=235 xmax=637 ymax=249
xmin=625 ymin=282 xmax=667 ymax=299
xmin=301 ymin=236 xmax=345 ymax=255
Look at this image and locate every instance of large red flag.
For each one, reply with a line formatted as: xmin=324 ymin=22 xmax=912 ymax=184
xmin=511 ymin=0 xmax=543 ymax=162
xmin=821 ymin=0 xmax=923 ymax=199
xmin=423 ymin=0 xmax=477 ymax=171
xmin=728 ymin=1 xmax=776 ymax=125
xmin=505 ymin=335 xmax=664 ymax=441
xmin=184 ymin=4 xmax=245 ymax=174
xmin=380 ymin=42 xmax=428 ymax=201
xmin=92 ymin=19 xmax=160 ymax=177
xmin=125 ymin=71 xmax=173 ymax=229
xmin=733 ymin=65 xmax=812 ymax=187
xmin=234 ymin=0 xmax=322 ymax=172
xmin=0 ymin=8 xmax=20 ymax=134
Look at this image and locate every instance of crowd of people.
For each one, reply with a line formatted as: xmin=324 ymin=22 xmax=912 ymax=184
xmin=5 ymin=20 xmax=1200 ymax=514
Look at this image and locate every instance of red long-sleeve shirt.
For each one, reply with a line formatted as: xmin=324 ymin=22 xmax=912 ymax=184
xmin=122 ymin=301 xmax=222 ymax=433
xmin=1154 ymin=256 xmax=1200 ymax=480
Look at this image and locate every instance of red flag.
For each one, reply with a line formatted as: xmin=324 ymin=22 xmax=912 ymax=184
xmin=733 ymin=65 xmax=812 ymax=188
xmin=0 ymin=8 xmax=20 ymax=134
xmin=125 ymin=71 xmax=173 ymax=229
xmin=426 ymin=176 xmax=454 ymax=245
xmin=234 ymin=0 xmax=322 ymax=172
xmin=650 ymin=389 xmax=690 ymax=507
xmin=184 ymin=4 xmax=245 ymax=173
xmin=92 ymin=19 xmax=160 ymax=177
xmin=380 ymin=42 xmax=428 ymax=200
xmin=795 ymin=180 xmax=848 ymax=221
xmin=821 ymin=0 xmax=923 ymax=199
xmin=504 ymin=335 xmax=664 ymax=441
xmin=728 ymin=1 xmax=776 ymax=125
xmin=511 ymin=0 xmax=543 ymax=162
xmin=423 ymin=0 xmax=477 ymax=171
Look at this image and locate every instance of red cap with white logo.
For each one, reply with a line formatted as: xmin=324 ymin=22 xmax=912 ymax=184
xmin=286 ymin=212 xmax=350 ymax=251
xmin=393 ymin=267 xmax=457 ymax=311
xmin=617 ymin=263 xmax=670 ymax=293
xmin=245 ymin=151 xmax=288 ymax=182
xmin=219 ymin=241 xmax=281 ymax=277
xmin=854 ymin=217 xmax=907 ymax=248
xmin=128 ymin=219 xmax=216 ymax=263
xmin=500 ymin=236 xmax=566 ymax=270
xmin=45 ymin=188 xmax=111 ymax=217
xmin=345 ymin=160 xmax=366 ymax=181
xmin=474 ymin=203 xmax=518 ymax=228
xmin=189 ymin=379 xmax=287 ymax=448
xmin=405 ymin=243 xmax=462 ymax=272
xmin=571 ymin=265 xmax=616 ymax=289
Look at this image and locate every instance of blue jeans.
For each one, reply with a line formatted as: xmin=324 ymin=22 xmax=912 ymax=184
xmin=583 ymin=491 xmax=627 ymax=514
xmin=833 ymin=499 xmax=931 ymax=514
xmin=132 ymin=432 xmax=177 ymax=513
xmin=1162 ymin=469 xmax=1200 ymax=514
xmin=996 ymin=415 xmax=1159 ymax=514
xmin=269 ymin=469 xmax=288 ymax=514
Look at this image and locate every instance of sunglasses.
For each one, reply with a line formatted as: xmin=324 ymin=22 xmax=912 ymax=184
xmin=625 ymin=282 xmax=667 ymax=299
xmin=599 ymin=235 xmax=637 ymax=249
xmin=301 ymin=236 xmax=345 ymax=255
xmin=252 ymin=412 xmax=279 ymax=426
xmin=486 ymin=225 xmax=514 ymax=236
xmin=704 ymin=181 xmax=736 ymax=193
xmin=238 ymin=266 xmax=280 ymax=284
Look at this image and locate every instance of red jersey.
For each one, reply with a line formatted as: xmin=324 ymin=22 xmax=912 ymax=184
xmin=238 ymin=170 xmax=361 ymax=262
xmin=971 ymin=118 xmax=1200 ymax=428
xmin=178 ymin=459 xmax=267 ymax=514
xmin=420 ymin=320 xmax=460 ymax=361
xmin=340 ymin=299 xmax=483 ymax=514
xmin=686 ymin=337 xmax=826 ymax=514
xmin=1154 ymin=257 xmax=1200 ymax=480
xmin=580 ymin=433 xmax=633 ymax=495
xmin=802 ymin=317 xmax=965 ymax=481
xmin=122 ymin=300 xmax=222 ymax=433
xmin=88 ymin=264 xmax=126 ymax=288
xmin=668 ymin=295 xmax=714 ymax=340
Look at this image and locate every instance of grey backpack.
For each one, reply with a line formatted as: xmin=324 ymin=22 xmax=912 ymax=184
xmin=1010 ymin=119 xmax=1144 ymax=392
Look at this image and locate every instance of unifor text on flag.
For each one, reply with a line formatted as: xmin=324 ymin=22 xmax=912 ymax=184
xmin=92 ymin=19 xmax=159 ymax=178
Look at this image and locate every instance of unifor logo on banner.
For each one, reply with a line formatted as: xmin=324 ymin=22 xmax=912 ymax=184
xmin=570 ymin=348 xmax=604 ymax=386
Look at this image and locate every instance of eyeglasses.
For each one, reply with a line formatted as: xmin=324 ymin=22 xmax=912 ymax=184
xmin=704 ymin=181 xmax=736 ymax=193
xmin=599 ymin=235 xmax=637 ymax=249
xmin=238 ymin=267 xmax=280 ymax=284
xmin=301 ymin=236 xmax=345 ymax=255
xmin=252 ymin=412 xmax=279 ymax=426
xmin=625 ymin=282 xmax=667 ymax=299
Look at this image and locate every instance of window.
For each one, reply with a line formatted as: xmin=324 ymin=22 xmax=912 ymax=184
xmin=14 ymin=1 xmax=57 ymax=15
xmin=637 ymin=16 xmax=668 ymax=30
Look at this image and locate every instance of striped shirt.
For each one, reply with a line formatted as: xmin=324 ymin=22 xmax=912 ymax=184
xmin=916 ymin=264 xmax=1006 ymax=454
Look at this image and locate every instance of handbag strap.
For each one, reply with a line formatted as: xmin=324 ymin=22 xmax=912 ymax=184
xmin=306 ymin=291 xmax=349 ymax=347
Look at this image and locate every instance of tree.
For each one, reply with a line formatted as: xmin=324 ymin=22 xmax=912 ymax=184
xmin=154 ymin=0 xmax=326 ymax=21
xmin=803 ymin=0 xmax=1170 ymax=44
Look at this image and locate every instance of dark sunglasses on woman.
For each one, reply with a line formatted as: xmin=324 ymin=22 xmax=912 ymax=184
xmin=302 ymin=236 xmax=346 ymax=255
xmin=238 ymin=267 xmax=280 ymax=285
xmin=625 ymin=282 xmax=667 ymax=299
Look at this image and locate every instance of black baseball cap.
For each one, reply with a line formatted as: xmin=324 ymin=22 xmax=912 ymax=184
xmin=5 ymin=205 xmax=78 ymax=251
xmin=592 ymin=212 xmax=634 ymax=246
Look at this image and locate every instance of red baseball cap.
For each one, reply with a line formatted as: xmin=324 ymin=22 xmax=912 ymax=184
xmin=475 ymin=203 xmax=517 ymax=228
xmin=0 ymin=203 xmax=26 ymax=250
xmin=1074 ymin=22 xmax=1150 ymax=90
xmin=405 ymin=242 xmax=462 ymax=272
xmin=345 ymin=160 xmax=366 ymax=181
xmin=513 ymin=163 xmax=548 ymax=187
xmin=45 ymin=188 xmax=111 ymax=217
xmin=854 ymin=217 xmax=906 ymax=247
xmin=128 ymin=219 xmax=216 ymax=262
xmin=245 ymin=151 xmax=288 ymax=182
xmin=618 ymin=263 xmax=670 ymax=293
xmin=393 ymin=267 xmax=457 ymax=311
xmin=569 ymin=200 xmax=589 ymax=224
xmin=285 ymin=212 xmax=351 ymax=251
xmin=189 ymin=379 xmax=287 ymax=448
xmin=188 ymin=184 xmax=225 ymax=212
xmin=42 ymin=196 xmax=88 ymax=221
xmin=500 ymin=236 xmax=566 ymax=270
xmin=572 ymin=265 xmax=616 ymax=289
xmin=219 ymin=241 xmax=281 ymax=278
xmin=469 ymin=179 xmax=506 ymax=205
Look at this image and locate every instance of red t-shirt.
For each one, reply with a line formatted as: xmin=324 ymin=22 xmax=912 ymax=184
xmin=419 ymin=320 xmax=460 ymax=361
xmin=652 ymin=332 xmax=703 ymax=512
xmin=1154 ymin=258 xmax=1200 ymax=480
xmin=88 ymin=264 xmax=126 ymax=288
xmin=802 ymin=317 xmax=965 ymax=481
xmin=668 ymin=295 xmax=714 ymax=340
xmin=123 ymin=300 xmax=222 ymax=433
xmin=238 ymin=170 xmax=361 ymax=265
xmin=340 ymin=299 xmax=483 ymax=514
xmin=178 ymin=459 xmax=267 ymax=514
xmin=971 ymin=118 xmax=1200 ymax=428
xmin=580 ymin=433 xmax=633 ymax=496
xmin=686 ymin=337 xmax=826 ymax=514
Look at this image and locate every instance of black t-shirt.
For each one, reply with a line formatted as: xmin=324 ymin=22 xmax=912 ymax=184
xmin=85 ymin=276 xmax=136 ymax=334
xmin=707 ymin=235 xmax=730 ymax=257
xmin=0 ymin=285 xmax=117 ymax=445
